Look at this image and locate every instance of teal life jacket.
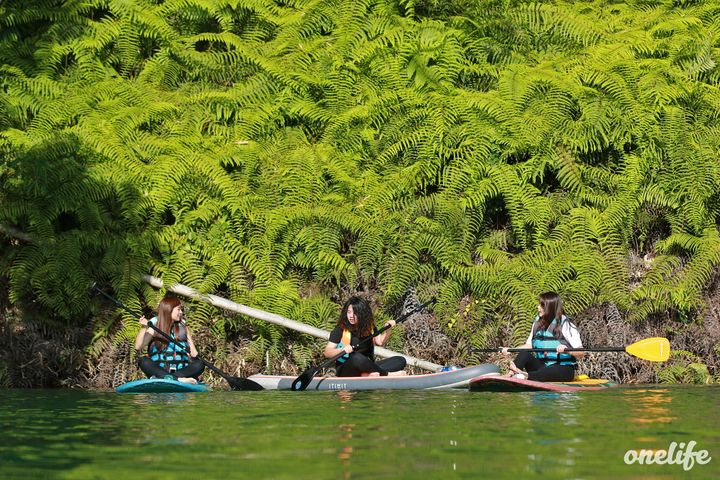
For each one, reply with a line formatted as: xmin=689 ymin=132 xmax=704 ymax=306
xmin=147 ymin=318 xmax=190 ymax=372
xmin=531 ymin=317 xmax=576 ymax=366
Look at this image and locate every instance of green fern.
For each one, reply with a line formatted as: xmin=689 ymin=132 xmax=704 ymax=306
xmin=2 ymin=0 xmax=720 ymax=376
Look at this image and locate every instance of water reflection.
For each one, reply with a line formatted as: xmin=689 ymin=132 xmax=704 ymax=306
xmin=336 ymin=390 xmax=355 ymax=405
xmin=338 ymin=424 xmax=354 ymax=479
xmin=336 ymin=391 xmax=355 ymax=479
xmin=521 ymin=393 xmax=582 ymax=474
xmin=129 ymin=392 xmax=194 ymax=406
xmin=330 ymin=390 xmax=466 ymax=479
xmin=622 ymin=389 xmax=675 ymax=426
xmin=620 ymin=388 xmax=677 ymax=455
xmin=449 ymin=397 xmax=458 ymax=474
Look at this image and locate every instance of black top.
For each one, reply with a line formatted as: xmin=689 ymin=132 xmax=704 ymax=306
xmin=329 ymin=325 xmax=376 ymax=360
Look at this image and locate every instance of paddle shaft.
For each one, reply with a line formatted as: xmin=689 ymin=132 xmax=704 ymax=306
xmin=472 ymin=347 xmax=625 ymax=354
xmin=471 ymin=336 xmax=671 ymax=362
xmin=91 ymin=285 xmax=234 ymax=382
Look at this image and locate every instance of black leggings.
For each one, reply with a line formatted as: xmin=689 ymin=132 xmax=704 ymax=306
xmin=336 ymin=353 xmax=407 ymax=377
xmin=139 ymin=357 xmax=205 ymax=379
xmin=513 ymin=351 xmax=575 ymax=382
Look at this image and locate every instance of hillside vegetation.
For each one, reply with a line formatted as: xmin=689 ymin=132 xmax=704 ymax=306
xmin=1 ymin=1 xmax=719 ymax=385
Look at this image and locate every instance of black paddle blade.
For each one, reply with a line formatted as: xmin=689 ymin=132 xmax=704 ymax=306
xmin=291 ymin=367 xmax=319 ymax=391
xmin=227 ymin=376 xmax=264 ymax=391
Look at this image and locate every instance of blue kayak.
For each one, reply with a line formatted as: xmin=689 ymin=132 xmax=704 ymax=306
xmin=116 ymin=378 xmax=209 ymax=393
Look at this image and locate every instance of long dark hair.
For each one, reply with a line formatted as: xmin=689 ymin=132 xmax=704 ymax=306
xmin=536 ymin=292 xmax=564 ymax=336
xmin=151 ymin=295 xmax=186 ymax=349
xmin=337 ymin=296 xmax=374 ymax=337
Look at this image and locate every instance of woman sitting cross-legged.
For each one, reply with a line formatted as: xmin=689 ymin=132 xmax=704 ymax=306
xmin=134 ymin=295 xmax=205 ymax=384
xmin=324 ymin=296 xmax=407 ymax=377
xmin=501 ymin=292 xmax=584 ymax=382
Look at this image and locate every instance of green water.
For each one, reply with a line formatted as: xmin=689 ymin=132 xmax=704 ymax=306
xmin=1 ymin=386 xmax=718 ymax=479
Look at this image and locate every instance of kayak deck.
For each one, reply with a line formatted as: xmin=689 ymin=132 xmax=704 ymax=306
xmin=468 ymin=375 xmax=617 ymax=392
xmin=250 ymin=364 xmax=500 ymax=391
xmin=116 ymin=378 xmax=209 ymax=393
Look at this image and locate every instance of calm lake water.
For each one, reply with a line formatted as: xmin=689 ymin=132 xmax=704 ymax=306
xmin=1 ymin=385 xmax=718 ymax=479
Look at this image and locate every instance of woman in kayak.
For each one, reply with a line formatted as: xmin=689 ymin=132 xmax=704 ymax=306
xmin=134 ymin=295 xmax=204 ymax=384
xmin=324 ymin=296 xmax=407 ymax=377
xmin=501 ymin=292 xmax=584 ymax=382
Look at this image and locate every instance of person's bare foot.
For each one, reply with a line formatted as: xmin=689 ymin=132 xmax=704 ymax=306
xmin=387 ymin=371 xmax=407 ymax=376
xmin=177 ymin=377 xmax=198 ymax=385
xmin=367 ymin=372 xmax=381 ymax=377
xmin=507 ymin=364 xmax=523 ymax=376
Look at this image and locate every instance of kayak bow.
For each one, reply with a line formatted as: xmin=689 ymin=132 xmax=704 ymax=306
xmin=116 ymin=377 xmax=210 ymax=393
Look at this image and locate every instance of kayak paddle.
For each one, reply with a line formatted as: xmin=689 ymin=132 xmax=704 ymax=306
xmin=91 ymin=283 xmax=264 ymax=391
xmin=470 ymin=337 xmax=671 ymax=362
xmin=290 ymin=297 xmax=437 ymax=391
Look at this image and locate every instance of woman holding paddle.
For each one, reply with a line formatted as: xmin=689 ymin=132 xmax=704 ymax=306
xmin=324 ymin=296 xmax=407 ymax=377
xmin=134 ymin=295 xmax=205 ymax=384
xmin=501 ymin=292 xmax=584 ymax=382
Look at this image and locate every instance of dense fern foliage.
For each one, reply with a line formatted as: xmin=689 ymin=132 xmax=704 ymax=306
xmin=2 ymin=0 xmax=720 ymax=364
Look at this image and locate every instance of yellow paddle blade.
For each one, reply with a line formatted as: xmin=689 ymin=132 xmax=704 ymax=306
xmin=626 ymin=337 xmax=670 ymax=362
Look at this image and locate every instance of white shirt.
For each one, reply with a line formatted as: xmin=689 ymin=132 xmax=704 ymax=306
xmin=526 ymin=315 xmax=583 ymax=348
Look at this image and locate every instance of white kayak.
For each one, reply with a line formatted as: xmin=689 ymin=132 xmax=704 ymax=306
xmin=249 ymin=364 xmax=500 ymax=391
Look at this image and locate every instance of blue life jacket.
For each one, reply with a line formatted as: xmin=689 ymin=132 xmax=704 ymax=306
xmin=147 ymin=318 xmax=190 ymax=372
xmin=531 ymin=317 xmax=576 ymax=366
